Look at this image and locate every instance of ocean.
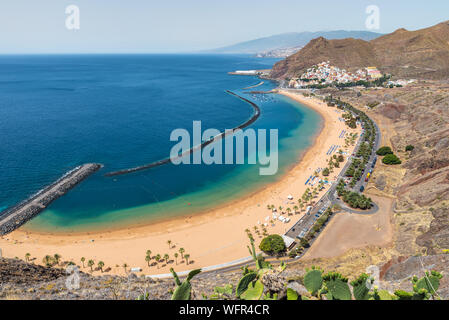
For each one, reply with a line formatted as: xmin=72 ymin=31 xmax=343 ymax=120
xmin=0 ymin=54 xmax=321 ymax=232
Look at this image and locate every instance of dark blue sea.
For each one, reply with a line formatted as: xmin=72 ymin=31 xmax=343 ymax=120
xmin=0 ymin=54 xmax=321 ymax=232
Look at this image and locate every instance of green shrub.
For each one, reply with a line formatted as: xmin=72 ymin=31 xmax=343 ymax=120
xmin=376 ymin=146 xmax=393 ymax=156
xmin=405 ymin=145 xmax=415 ymax=152
xmin=382 ymin=153 xmax=402 ymax=165
xmin=259 ymin=234 xmax=286 ymax=255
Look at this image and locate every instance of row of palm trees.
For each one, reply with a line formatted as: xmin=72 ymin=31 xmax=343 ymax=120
xmin=35 ymin=239 xmax=192 ymax=273
xmin=80 ymin=257 xmax=106 ymax=272
xmin=144 ymin=246 xmax=191 ymax=269
xmin=42 ymin=253 xmax=61 ymax=267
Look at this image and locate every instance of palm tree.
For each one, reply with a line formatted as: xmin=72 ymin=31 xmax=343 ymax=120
xmin=146 ymin=250 xmax=152 ymax=258
xmin=179 ymin=248 xmax=185 ymax=259
xmin=184 ymin=254 xmax=190 ymax=265
xmin=54 ymin=254 xmax=61 ymax=265
xmin=155 ymin=254 xmax=161 ymax=268
xmin=80 ymin=257 xmax=86 ymax=268
xmin=98 ymin=261 xmax=105 ymax=272
xmin=88 ymin=259 xmax=95 ymax=272
xmin=122 ymin=263 xmax=128 ymax=274
xmin=163 ymin=253 xmax=169 ymax=264
xmin=286 ymin=207 xmax=292 ymax=215
xmin=174 ymin=253 xmax=179 ymax=265
xmin=43 ymin=255 xmax=53 ymax=267
xmin=293 ymin=205 xmax=298 ymax=214
xmin=145 ymin=254 xmax=151 ymax=267
xmin=25 ymin=253 xmax=31 ymax=262
xmin=167 ymin=240 xmax=172 ymax=249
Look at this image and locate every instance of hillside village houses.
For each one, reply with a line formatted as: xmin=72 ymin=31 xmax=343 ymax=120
xmin=288 ymin=61 xmax=383 ymax=88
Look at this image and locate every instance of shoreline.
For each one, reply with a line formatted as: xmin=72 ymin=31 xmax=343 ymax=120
xmin=0 ymin=91 xmax=360 ymax=276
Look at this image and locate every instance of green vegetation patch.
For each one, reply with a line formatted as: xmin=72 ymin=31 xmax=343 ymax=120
xmin=259 ymin=234 xmax=286 ymax=255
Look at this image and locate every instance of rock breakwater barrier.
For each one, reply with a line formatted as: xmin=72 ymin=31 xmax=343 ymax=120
xmin=104 ymin=91 xmax=260 ymax=177
xmin=0 ymin=163 xmax=102 ymax=235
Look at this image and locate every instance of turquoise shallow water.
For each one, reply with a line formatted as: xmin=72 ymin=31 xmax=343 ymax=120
xmin=0 ymin=54 xmax=321 ymax=233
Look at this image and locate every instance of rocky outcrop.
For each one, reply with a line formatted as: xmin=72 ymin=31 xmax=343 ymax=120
xmin=0 ymin=258 xmax=67 ymax=285
xmin=416 ymin=207 xmax=449 ymax=254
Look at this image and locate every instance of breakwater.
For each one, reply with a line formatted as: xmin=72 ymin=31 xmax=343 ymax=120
xmin=105 ymin=91 xmax=260 ymax=177
xmin=243 ymin=81 xmax=264 ymax=90
xmin=0 ymin=163 xmax=102 ymax=235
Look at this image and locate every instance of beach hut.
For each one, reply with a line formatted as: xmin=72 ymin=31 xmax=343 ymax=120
xmin=287 ymin=195 xmax=294 ymax=200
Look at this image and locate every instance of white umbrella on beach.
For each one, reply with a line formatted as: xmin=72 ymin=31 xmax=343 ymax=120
xmin=287 ymin=195 xmax=293 ymax=200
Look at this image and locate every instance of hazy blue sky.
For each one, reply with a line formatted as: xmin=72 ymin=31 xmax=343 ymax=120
xmin=0 ymin=0 xmax=448 ymax=53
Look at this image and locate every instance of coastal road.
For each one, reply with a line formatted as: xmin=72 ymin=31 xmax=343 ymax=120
xmin=284 ymin=102 xmax=382 ymax=241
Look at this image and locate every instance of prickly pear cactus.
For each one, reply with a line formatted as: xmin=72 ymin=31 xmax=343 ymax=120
xmin=393 ymin=290 xmax=414 ymax=300
xmin=372 ymin=288 xmax=393 ymax=300
xmin=351 ymin=273 xmax=373 ymax=300
xmin=263 ymin=292 xmax=279 ymax=300
xmin=240 ymin=280 xmax=264 ymax=300
xmin=170 ymin=268 xmax=202 ymax=300
xmin=323 ymin=272 xmax=352 ymax=300
xmin=286 ymin=288 xmax=299 ymax=300
xmin=236 ymin=272 xmax=257 ymax=298
xmin=412 ymin=271 xmax=442 ymax=295
xmin=303 ymin=266 xmax=323 ymax=296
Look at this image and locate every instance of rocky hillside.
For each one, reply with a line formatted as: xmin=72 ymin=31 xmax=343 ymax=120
xmin=1 ymin=255 xmax=448 ymax=300
xmin=271 ymin=21 xmax=449 ymax=80
xmin=322 ymin=80 xmax=449 ymax=258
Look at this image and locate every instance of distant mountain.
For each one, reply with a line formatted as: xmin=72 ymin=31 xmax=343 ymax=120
xmin=271 ymin=21 xmax=449 ymax=80
xmin=207 ymin=31 xmax=383 ymax=55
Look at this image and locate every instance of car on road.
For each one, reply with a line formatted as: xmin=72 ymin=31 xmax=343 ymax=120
xmin=296 ymin=230 xmax=307 ymax=239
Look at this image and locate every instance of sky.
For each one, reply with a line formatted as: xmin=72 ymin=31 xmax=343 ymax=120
xmin=0 ymin=0 xmax=448 ymax=53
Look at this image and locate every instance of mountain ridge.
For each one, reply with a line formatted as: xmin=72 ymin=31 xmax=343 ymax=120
xmin=271 ymin=21 xmax=449 ymax=80
xmin=206 ymin=30 xmax=383 ymax=54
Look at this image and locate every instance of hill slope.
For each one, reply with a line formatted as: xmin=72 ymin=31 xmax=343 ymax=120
xmin=208 ymin=30 xmax=382 ymax=54
xmin=271 ymin=21 xmax=449 ymax=80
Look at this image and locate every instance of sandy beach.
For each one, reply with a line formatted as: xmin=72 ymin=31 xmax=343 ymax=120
xmin=0 ymin=91 xmax=360 ymax=276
